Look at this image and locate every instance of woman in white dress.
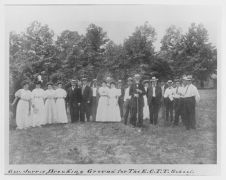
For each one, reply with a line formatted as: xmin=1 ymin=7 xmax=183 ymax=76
xmin=96 ymin=81 xmax=110 ymax=122
xmin=11 ymin=81 xmax=32 ymax=129
xmin=31 ymin=81 xmax=45 ymax=127
xmin=55 ymin=81 xmax=68 ymax=123
xmin=107 ymin=82 xmax=121 ymax=122
xmin=143 ymin=80 xmax=150 ymax=120
xmin=44 ymin=82 xmax=57 ymax=124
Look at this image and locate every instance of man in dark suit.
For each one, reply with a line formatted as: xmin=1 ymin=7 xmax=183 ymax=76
xmin=66 ymin=79 xmax=82 ymax=123
xmin=117 ymin=80 xmax=125 ymax=119
xmin=80 ymin=78 xmax=92 ymax=122
xmin=129 ymin=74 xmax=145 ymax=127
xmin=147 ymin=77 xmax=162 ymax=125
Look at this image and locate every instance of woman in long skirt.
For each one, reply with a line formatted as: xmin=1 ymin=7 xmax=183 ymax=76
xmin=31 ymin=80 xmax=45 ymax=127
xmin=11 ymin=81 xmax=32 ymax=129
xmin=55 ymin=81 xmax=68 ymax=123
xmin=44 ymin=82 xmax=57 ymax=124
xmin=107 ymin=82 xmax=121 ymax=122
xmin=96 ymin=81 xmax=109 ymax=122
xmin=143 ymin=80 xmax=150 ymax=120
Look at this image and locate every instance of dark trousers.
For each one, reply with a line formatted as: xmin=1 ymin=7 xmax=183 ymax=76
xmin=180 ymin=98 xmax=186 ymax=125
xmin=118 ymin=99 xmax=124 ymax=118
xmin=91 ymin=96 xmax=98 ymax=121
xmin=183 ymin=96 xmax=196 ymax=130
xmin=130 ymin=98 xmax=143 ymax=127
xmin=149 ymin=98 xmax=160 ymax=125
xmin=165 ymin=98 xmax=174 ymax=122
xmin=123 ymin=99 xmax=131 ymax=125
xmin=174 ymin=98 xmax=182 ymax=125
xmin=69 ymin=103 xmax=79 ymax=123
xmin=80 ymin=102 xmax=91 ymax=122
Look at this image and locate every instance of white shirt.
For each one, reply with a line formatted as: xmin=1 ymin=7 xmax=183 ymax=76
xmin=92 ymin=87 xmax=97 ymax=97
xmin=173 ymin=86 xmax=183 ymax=99
xmin=183 ymin=84 xmax=200 ymax=103
xmin=152 ymin=86 xmax=156 ymax=97
xmin=164 ymin=87 xmax=174 ymax=101
xmin=161 ymin=85 xmax=165 ymax=96
xmin=124 ymin=87 xmax=131 ymax=101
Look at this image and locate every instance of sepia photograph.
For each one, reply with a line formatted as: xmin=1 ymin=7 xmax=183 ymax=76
xmin=3 ymin=0 xmax=222 ymax=176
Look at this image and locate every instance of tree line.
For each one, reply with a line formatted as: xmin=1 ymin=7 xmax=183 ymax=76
xmin=9 ymin=21 xmax=217 ymax=95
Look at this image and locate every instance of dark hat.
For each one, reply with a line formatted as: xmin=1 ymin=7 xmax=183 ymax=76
xmin=47 ymin=81 xmax=53 ymax=86
xmin=110 ymin=81 xmax=116 ymax=86
xmin=57 ymin=81 xmax=63 ymax=85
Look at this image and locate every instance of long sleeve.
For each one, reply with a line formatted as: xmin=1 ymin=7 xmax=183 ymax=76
xmin=65 ymin=89 xmax=70 ymax=103
xmin=88 ymin=87 xmax=92 ymax=102
xmin=77 ymin=88 xmax=82 ymax=103
xmin=129 ymin=85 xmax=134 ymax=97
xmin=164 ymin=89 xmax=168 ymax=98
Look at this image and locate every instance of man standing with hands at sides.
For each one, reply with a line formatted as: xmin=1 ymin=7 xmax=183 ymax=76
xmin=164 ymin=80 xmax=174 ymax=123
xmin=117 ymin=80 xmax=124 ymax=119
xmin=80 ymin=77 xmax=92 ymax=122
xmin=159 ymin=80 xmax=167 ymax=121
xmin=66 ymin=79 xmax=82 ymax=123
xmin=129 ymin=74 xmax=145 ymax=128
xmin=147 ymin=77 xmax=162 ymax=125
xmin=91 ymin=79 xmax=98 ymax=121
xmin=182 ymin=75 xmax=200 ymax=130
xmin=122 ymin=77 xmax=133 ymax=125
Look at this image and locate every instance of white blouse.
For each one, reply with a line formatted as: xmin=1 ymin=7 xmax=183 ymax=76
xmin=31 ymin=88 xmax=45 ymax=99
xmin=15 ymin=89 xmax=32 ymax=101
xmin=55 ymin=88 xmax=67 ymax=98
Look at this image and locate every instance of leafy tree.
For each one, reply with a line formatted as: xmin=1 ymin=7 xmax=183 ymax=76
xmin=83 ymin=24 xmax=109 ymax=80
xmin=9 ymin=21 xmax=58 ymax=93
xmin=123 ymin=22 xmax=157 ymax=78
xmin=159 ymin=23 xmax=217 ymax=86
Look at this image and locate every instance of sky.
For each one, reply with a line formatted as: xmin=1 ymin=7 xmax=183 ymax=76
xmin=5 ymin=5 xmax=220 ymax=50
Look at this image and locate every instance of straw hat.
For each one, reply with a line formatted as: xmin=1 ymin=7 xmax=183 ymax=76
xmin=150 ymin=76 xmax=158 ymax=81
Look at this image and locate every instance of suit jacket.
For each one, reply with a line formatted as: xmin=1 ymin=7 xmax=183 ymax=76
xmin=118 ymin=87 xmax=125 ymax=104
xmin=129 ymin=82 xmax=146 ymax=107
xmin=147 ymin=85 xmax=162 ymax=105
xmin=81 ymin=85 xmax=92 ymax=103
xmin=66 ymin=86 xmax=82 ymax=105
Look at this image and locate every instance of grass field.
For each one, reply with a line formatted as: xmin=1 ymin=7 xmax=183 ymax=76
xmin=9 ymin=89 xmax=217 ymax=164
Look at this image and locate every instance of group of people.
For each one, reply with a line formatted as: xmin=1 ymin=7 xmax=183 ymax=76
xmin=11 ymin=81 xmax=68 ymax=129
xmin=11 ymin=73 xmax=200 ymax=131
